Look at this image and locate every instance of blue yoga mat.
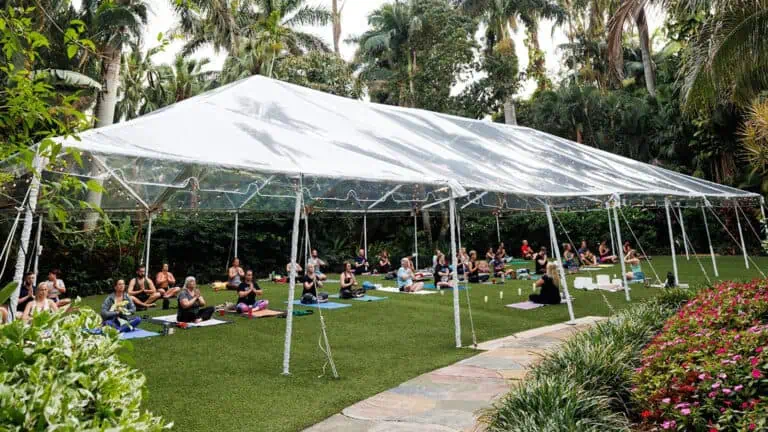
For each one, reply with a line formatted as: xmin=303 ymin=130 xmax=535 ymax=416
xmin=287 ymin=300 xmax=351 ymax=310
xmin=328 ymin=294 xmax=388 ymax=302
xmin=119 ymin=329 xmax=161 ymax=340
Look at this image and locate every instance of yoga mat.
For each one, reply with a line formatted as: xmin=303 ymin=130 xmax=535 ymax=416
xmin=152 ymin=315 xmax=231 ymax=327
xmin=287 ymin=300 xmax=351 ymax=309
xmin=328 ymin=294 xmax=388 ymax=302
xmin=238 ymin=309 xmax=286 ymax=318
xmin=505 ymin=301 xmax=546 ymax=310
xmin=424 ymin=284 xmax=467 ymax=291
xmin=119 ymin=329 xmax=161 ymax=340
xmin=377 ymin=287 xmax=436 ymax=295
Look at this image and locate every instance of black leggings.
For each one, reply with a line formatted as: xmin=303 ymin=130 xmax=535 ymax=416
xmin=340 ymin=287 xmax=365 ymax=299
xmin=177 ymin=307 xmax=215 ymax=323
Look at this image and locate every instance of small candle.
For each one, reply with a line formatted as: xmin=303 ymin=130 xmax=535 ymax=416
xmin=484 ymin=296 xmax=488 ymax=303
xmin=499 ymin=291 xmax=503 ymax=300
xmin=518 ymin=287 xmax=522 ymax=296
xmin=440 ymin=290 xmax=444 ymax=296
xmin=532 ymin=283 xmax=536 ymax=292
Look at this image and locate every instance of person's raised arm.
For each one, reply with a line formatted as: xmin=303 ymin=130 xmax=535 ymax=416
xmin=238 ymin=286 xmax=251 ymax=298
xmin=535 ymin=277 xmax=545 ymax=287
xmin=197 ymin=294 xmax=206 ymax=307
xmin=228 ymin=267 xmax=236 ymax=279
xmin=179 ymin=293 xmax=197 ymax=309
xmin=340 ymin=275 xmax=351 ymax=289
xmin=253 ymin=282 xmax=263 ymax=296
xmin=22 ymin=301 xmax=34 ymax=321
xmin=127 ymin=278 xmax=139 ymax=295
xmin=146 ymin=278 xmax=157 ymax=293
xmin=155 ymin=272 xmax=166 ymax=286
xmin=56 ymin=280 xmax=66 ymax=295
xmin=168 ymin=272 xmax=176 ymax=285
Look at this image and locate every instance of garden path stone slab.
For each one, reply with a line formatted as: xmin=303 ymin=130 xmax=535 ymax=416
xmin=305 ymin=317 xmax=605 ymax=432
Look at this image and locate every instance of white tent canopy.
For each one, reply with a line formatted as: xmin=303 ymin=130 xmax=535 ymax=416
xmin=2 ymin=75 xmax=758 ymax=214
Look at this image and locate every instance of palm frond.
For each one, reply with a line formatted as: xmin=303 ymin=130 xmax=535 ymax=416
xmin=291 ymin=31 xmax=331 ymax=53
xmin=283 ymin=5 xmax=332 ymax=27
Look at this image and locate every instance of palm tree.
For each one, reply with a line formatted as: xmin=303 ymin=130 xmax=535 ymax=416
xmin=332 ymin=0 xmax=347 ymax=55
xmin=354 ymin=1 xmax=422 ymax=107
xmin=461 ymin=0 xmax=564 ymax=124
xmin=78 ymin=0 xmax=148 ymax=128
xmin=114 ymin=44 xmax=164 ymax=122
xmin=607 ymin=1 xmax=656 ymax=97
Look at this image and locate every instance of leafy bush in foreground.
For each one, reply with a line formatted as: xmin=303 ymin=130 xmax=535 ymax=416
xmin=633 ymin=280 xmax=768 ymax=431
xmin=0 ymin=306 xmax=170 ymax=431
xmin=481 ymin=289 xmax=693 ymax=432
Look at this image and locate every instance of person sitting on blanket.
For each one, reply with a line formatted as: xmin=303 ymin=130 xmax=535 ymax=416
xmin=228 ymin=258 xmax=245 ymax=290
xmin=578 ymin=241 xmax=598 ymax=266
xmin=354 ymin=248 xmax=369 ymax=275
xmin=307 ymin=249 xmax=328 ymax=281
xmin=497 ymin=242 xmax=507 ymax=260
xmin=237 ymin=269 xmax=267 ymax=313
xmin=40 ymin=269 xmax=71 ymax=309
xmin=529 ymin=262 xmax=562 ymax=305
xmin=485 ymin=247 xmax=495 ymax=262
xmin=624 ymin=250 xmax=645 ymax=281
xmin=534 ymin=247 xmax=549 ymax=274
xmin=520 ymin=240 xmax=534 ymax=260
xmin=562 ymin=244 xmax=579 ymax=271
xmin=467 ymin=251 xmax=480 ymax=283
xmin=377 ymin=250 xmax=391 ymax=274
xmin=491 ymin=253 xmax=506 ymax=277
xmin=301 ymin=264 xmax=329 ymax=303
xmin=101 ymin=279 xmax=141 ymax=332
xmin=156 ymin=263 xmax=180 ymax=309
xmin=129 ymin=266 xmax=161 ymax=310
xmin=598 ymin=241 xmax=617 ymax=264
xmin=397 ymin=258 xmax=424 ymax=292
xmin=340 ymin=262 xmax=365 ymax=298
xmin=177 ymin=276 xmax=214 ymax=323
xmin=435 ymin=255 xmax=453 ymax=289
xmin=22 ymin=281 xmax=58 ymax=322
xmin=17 ymin=272 xmax=36 ymax=314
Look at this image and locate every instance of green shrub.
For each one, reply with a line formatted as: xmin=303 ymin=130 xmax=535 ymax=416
xmin=632 ymin=280 xmax=768 ymax=431
xmin=0 ymin=305 xmax=169 ymax=430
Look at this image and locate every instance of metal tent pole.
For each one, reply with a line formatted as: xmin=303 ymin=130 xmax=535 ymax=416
xmin=545 ymin=204 xmax=576 ymax=322
xmin=612 ymin=201 xmax=631 ymax=301
xmin=144 ymin=214 xmax=153 ymax=269
xmin=448 ymin=196 xmax=462 ymax=348
xmin=495 ymin=214 xmax=501 ymax=244
xmin=9 ymin=155 xmax=46 ymax=320
xmin=734 ymin=201 xmax=749 ymax=269
xmin=679 ymin=206 xmax=690 ymax=260
xmin=363 ymin=213 xmax=368 ymax=260
xmin=664 ymin=199 xmax=679 ymax=286
xmin=234 ymin=212 xmax=239 ymax=258
xmin=701 ymin=205 xmax=719 ymax=277
xmin=282 ymin=183 xmax=303 ymax=376
xmin=413 ymin=213 xmax=419 ymax=270
xmin=761 ymin=197 xmax=767 ymax=244
xmin=607 ymin=205 xmax=617 ymax=256
xmin=32 ymin=214 xmax=43 ymax=285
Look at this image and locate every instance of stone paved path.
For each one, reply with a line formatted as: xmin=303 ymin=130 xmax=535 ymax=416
xmin=305 ymin=316 xmax=604 ymax=432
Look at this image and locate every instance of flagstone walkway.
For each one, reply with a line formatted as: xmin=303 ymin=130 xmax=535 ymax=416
xmin=304 ymin=316 xmax=605 ymax=432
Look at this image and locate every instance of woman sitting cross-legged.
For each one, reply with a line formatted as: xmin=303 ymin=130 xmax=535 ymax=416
xmin=529 ymin=262 xmax=563 ymax=305
xmin=562 ymin=243 xmax=580 ymax=272
xmin=435 ymin=255 xmax=454 ymax=289
xmin=397 ymin=258 xmax=424 ymax=292
xmin=22 ymin=282 xmax=58 ymax=322
xmin=100 ymin=279 xmax=141 ymax=332
xmin=625 ymin=250 xmax=645 ymax=281
xmin=177 ymin=276 xmax=214 ymax=323
xmin=598 ymin=240 xmax=617 ymax=264
xmin=301 ymin=264 xmax=329 ymax=304
xmin=237 ymin=269 xmax=267 ymax=313
xmin=340 ymin=262 xmax=366 ymax=299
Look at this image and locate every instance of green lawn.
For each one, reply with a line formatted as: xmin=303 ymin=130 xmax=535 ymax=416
xmin=76 ymin=256 xmax=768 ymax=431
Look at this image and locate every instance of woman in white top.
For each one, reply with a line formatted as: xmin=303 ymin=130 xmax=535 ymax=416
xmin=23 ymin=282 xmax=58 ymax=322
xmin=41 ymin=269 xmax=71 ymax=308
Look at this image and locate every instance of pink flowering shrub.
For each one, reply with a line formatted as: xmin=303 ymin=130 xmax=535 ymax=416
xmin=632 ymin=280 xmax=768 ymax=431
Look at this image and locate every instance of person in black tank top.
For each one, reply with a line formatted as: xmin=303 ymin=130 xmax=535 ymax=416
xmin=128 ymin=266 xmax=161 ymax=310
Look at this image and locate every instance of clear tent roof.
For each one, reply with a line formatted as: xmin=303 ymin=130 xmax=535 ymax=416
xmin=0 ymin=75 xmax=760 ymax=214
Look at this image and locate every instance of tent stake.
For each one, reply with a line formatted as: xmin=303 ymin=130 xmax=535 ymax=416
xmin=611 ymin=201 xmax=631 ymax=301
xmin=679 ymin=206 xmax=690 ymax=260
xmin=448 ymin=196 xmax=462 ymax=348
xmin=701 ymin=205 xmax=719 ymax=277
xmin=664 ymin=199 xmax=679 ymax=286
xmin=545 ymin=204 xmax=576 ymax=322
xmin=9 ymin=154 xmax=46 ymax=320
xmin=734 ymin=201 xmax=749 ymax=269
xmin=282 ymin=183 xmax=303 ymax=376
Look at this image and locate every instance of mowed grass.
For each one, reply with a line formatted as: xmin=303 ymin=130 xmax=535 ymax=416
xmin=75 ymin=256 xmax=768 ymax=431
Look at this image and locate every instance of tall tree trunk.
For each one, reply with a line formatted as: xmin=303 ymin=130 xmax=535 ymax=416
xmin=504 ymin=97 xmax=517 ymax=125
xmin=635 ymin=8 xmax=656 ymax=98
xmin=332 ymin=0 xmax=342 ymax=56
xmin=86 ymin=46 xmax=122 ymax=230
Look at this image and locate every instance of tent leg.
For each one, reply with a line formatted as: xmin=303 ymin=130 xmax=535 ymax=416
xmin=145 ymin=214 xmax=153 ymax=269
xmin=9 ymin=155 xmax=45 ymax=320
xmin=702 ymin=205 xmax=719 ymax=278
xmin=664 ymin=199 xmax=679 ymax=286
xmin=234 ymin=212 xmax=239 ymax=259
xmin=449 ymin=197 xmax=462 ymax=348
xmin=495 ymin=214 xmax=501 ymax=244
xmin=282 ymin=185 xmax=303 ymax=376
xmin=363 ymin=213 xmax=368 ymax=260
xmin=414 ymin=213 xmax=419 ymax=270
xmin=679 ymin=206 xmax=690 ymax=260
xmin=761 ymin=197 xmax=767 ymax=244
xmin=545 ymin=204 xmax=576 ymax=322
xmin=734 ymin=201 xmax=749 ymax=269
xmin=611 ymin=202 xmax=631 ymax=301
xmin=607 ymin=205 xmax=617 ymax=257
xmin=32 ymin=214 xmax=43 ymax=286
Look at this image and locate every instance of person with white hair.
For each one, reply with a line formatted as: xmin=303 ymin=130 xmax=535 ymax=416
xmin=397 ymin=257 xmax=424 ymax=292
xmin=177 ymin=276 xmax=214 ymax=323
